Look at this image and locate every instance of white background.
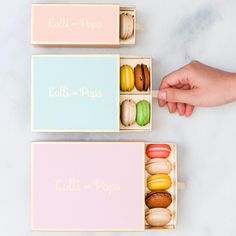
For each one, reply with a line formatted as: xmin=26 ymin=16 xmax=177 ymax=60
xmin=1 ymin=0 xmax=236 ymax=235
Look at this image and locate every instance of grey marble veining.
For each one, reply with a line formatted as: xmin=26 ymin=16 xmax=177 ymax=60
xmin=1 ymin=0 xmax=236 ymax=235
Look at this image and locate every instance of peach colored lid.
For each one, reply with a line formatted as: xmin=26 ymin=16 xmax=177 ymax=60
xmin=31 ymin=4 xmax=120 ymax=45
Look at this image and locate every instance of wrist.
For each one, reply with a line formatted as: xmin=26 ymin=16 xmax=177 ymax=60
xmin=226 ymin=73 xmax=236 ymax=102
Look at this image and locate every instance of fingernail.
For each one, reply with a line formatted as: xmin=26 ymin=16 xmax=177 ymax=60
xmin=158 ymin=90 xmax=167 ymax=101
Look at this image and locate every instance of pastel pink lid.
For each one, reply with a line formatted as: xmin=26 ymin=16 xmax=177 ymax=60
xmin=31 ymin=4 xmax=120 ymax=45
xmin=31 ymin=142 xmax=144 ymax=231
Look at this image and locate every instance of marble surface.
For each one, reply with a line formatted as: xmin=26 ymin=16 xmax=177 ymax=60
xmin=1 ymin=0 xmax=236 ymax=235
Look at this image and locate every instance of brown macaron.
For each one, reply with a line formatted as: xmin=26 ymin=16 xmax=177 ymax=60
xmin=134 ymin=64 xmax=150 ymax=91
xmin=145 ymin=191 xmax=172 ymax=208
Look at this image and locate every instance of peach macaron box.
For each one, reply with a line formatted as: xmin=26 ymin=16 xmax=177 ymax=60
xmin=31 ymin=3 xmax=139 ymax=47
xmin=31 ymin=54 xmax=153 ymax=132
xmin=31 ymin=142 xmax=180 ymax=231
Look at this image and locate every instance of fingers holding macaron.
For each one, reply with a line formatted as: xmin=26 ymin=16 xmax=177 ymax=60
xmin=158 ymin=69 xmax=195 ymax=116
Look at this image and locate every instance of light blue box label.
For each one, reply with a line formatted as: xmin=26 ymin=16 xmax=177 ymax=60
xmin=32 ymin=55 xmax=119 ymax=132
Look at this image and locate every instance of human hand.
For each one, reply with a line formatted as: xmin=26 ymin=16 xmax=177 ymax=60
xmin=158 ymin=61 xmax=236 ymax=116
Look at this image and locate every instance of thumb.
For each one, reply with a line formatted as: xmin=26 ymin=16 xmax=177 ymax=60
xmin=158 ymin=88 xmax=196 ymax=104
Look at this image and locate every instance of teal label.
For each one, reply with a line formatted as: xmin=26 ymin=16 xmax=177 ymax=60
xmin=32 ymin=55 xmax=119 ymax=131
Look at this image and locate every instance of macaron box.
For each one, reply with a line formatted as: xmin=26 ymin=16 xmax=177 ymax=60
xmin=31 ymin=4 xmax=137 ymax=47
xmin=31 ymin=142 xmax=177 ymax=231
xmin=31 ymin=55 xmax=152 ymax=132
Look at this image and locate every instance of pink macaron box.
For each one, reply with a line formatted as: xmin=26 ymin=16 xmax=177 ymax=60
xmin=31 ymin=142 xmax=179 ymax=231
xmin=31 ymin=4 xmax=138 ymax=47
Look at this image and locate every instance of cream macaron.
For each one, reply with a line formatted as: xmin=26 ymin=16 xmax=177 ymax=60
xmin=145 ymin=208 xmax=172 ymax=227
xmin=120 ymin=13 xmax=134 ymax=40
xmin=146 ymin=158 xmax=172 ymax=175
xmin=120 ymin=99 xmax=136 ymax=126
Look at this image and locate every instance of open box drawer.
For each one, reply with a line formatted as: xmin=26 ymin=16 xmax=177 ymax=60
xmin=31 ymin=54 xmax=153 ymax=132
xmin=31 ymin=142 xmax=180 ymax=231
xmin=31 ymin=4 xmax=139 ymax=47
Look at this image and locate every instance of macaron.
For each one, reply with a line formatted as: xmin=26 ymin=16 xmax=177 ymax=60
xmin=120 ymin=13 xmax=134 ymax=40
xmin=120 ymin=99 xmax=136 ymax=126
xmin=134 ymin=64 xmax=150 ymax=91
xmin=145 ymin=191 xmax=172 ymax=208
xmin=146 ymin=144 xmax=171 ymax=159
xmin=145 ymin=208 xmax=172 ymax=227
xmin=120 ymin=65 xmax=135 ymax=92
xmin=147 ymin=174 xmax=172 ymax=191
xmin=136 ymin=100 xmax=150 ymax=126
xmin=146 ymin=158 xmax=172 ymax=175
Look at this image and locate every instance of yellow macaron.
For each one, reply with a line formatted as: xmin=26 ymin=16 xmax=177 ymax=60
xmin=147 ymin=174 xmax=172 ymax=191
xmin=120 ymin=65 xmax=134 ymax=91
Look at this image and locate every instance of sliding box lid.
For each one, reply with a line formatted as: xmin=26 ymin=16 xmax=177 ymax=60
xmin=31 ymin=55 xmax=119 ymax=132
xmin=31 ymin=142 xmax=145 ymax=231
xmin=31 ymin=4 xmax=120 ymax=46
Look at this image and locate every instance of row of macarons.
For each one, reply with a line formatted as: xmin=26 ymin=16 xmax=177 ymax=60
xmin=145 ymin=144 xmax=174 ymax=227
xmin=120 ymin=99 xmax=150 ymax=127
xmin=120 ymin=64 xmax=150 ymax=92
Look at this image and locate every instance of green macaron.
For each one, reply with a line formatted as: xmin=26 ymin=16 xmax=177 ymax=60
xmin=136 ymin=100 xmax=150 ymax=126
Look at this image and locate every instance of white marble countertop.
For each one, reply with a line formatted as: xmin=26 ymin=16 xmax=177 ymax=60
xmin=1 ymin=0 xmax=236 ymax=235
